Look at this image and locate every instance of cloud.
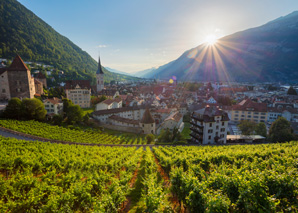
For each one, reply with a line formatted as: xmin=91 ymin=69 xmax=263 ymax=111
xmin=97 ymin=44 xmax=107 ymax=48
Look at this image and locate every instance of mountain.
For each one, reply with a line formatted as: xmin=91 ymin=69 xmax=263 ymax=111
xmin=0 ymin=0 xmax=139 ymax=83
xmin=105 ymin=67 xmax=132 ymax=76
xmin=133 ymin=67 xmax=158 ymax=77
xmin=143 ymin=11 xmax=298 ymax=83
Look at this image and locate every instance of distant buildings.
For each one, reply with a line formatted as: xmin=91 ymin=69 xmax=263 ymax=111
xmin=190 ymin=106 xmax=229 ymax=144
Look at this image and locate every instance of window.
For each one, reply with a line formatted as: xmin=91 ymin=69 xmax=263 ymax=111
xmin=2 ymin=89 xmax=5 ymax=93
xmin=247 ymin=112 xmax=251 ymax=114
xmin=261 ymin=112 xmax=266 ymax=115
xmin=261 ymin=116 xmax=265 ymax=119
xmin=254 ymin=116 xmax=258 ymax=118
xmin=247 ymin=115 xmax=251 ymax=118
xmin=208 ymin=129 xmax=213 ymax=133
xmin=216 ymin=126 xmax=219 ymax=130
xmin=208 ymin=136 xmax=211 ymax=140
xmin=221 ymin=128 xmax=225 ymax=132
xmin=220 ymin=134 xmax=224 ymax=138
xmin=209 ymin=123 xmax=212 ymax=127
xmin=222 ymin=122 xmax=224 ymax=126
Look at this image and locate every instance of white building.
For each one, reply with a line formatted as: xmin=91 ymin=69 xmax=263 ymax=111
xmin=96 ymin=98 xmax=122 ymax=111
xmin=44 ymin=98 xmax=63 ymax=115
xmin=157 ymin=111 xmax=184 ymax=134
xmin=190 ymin=106 xmax=230 ymax=144
xmin=66 ymin=84 xmax=91 ymax=108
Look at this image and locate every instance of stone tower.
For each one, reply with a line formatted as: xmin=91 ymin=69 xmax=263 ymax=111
xmin=96 ymin=56 xmax=104 ymax=93
xmin=7 ymin=55 xmax=35 ymax=99
xmin=140 ymin=108 xmax=156 ymax=134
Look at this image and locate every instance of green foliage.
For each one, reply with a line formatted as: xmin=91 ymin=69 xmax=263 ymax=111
xmin=0 ymin=0 xmax=140 ymax=83
xmin=153 ymin=142 xmax=298 ymax=212
xmin=238 ymin=120 xmax=256 ymax=135
xmin=21 ymin=98 xmax=47 ymax=121
xmin=145 ymin=134 xmax=155 ymax=144
xmin=3 ymin=97 xmax=22 ymax=119
xmin=287 ymin=86 xmax=297 ymax=95
xmin=255 ymin=122 xmax=267 ymax=137
xmin=0 ymin=119 xmax=144 ymax=145
xmin=0 ymin=136 xmax=142 ymax=212
xmin=269 ymin=117 xmax=294 ymax=142
xmin=157 ymin=127 xmax=183 ymax=143
xmin=67 ymin=105 xmax=83 ymax=124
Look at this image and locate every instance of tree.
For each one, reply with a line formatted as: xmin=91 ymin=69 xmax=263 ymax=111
xmin=287 ymin=86 xmax=297 ymax=95
xmin=21 ymin=98 xmax=47 ymax=121
xmin=146 ymin=134 xmax=155 ymax=144
xmin=269 ymin=117 xmax=294 ymax=142
xmin=62 ymin=98 xmax=73 ymax=116
xmin=255 ymin=122 xmax=267 ymax=137
xmin=3 ymin=98 xmax=22 ymax=119
xmin=66 ymin=105 xmax=83 ymax=124
xmin=238 ymin=120 xmax=256 ymax=135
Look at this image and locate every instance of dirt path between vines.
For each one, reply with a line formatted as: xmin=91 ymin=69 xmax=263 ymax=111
xmin=152 ymin=152 xmax=185 ymax=213
xmin=120 ymin=154 xmax=143 ymax=212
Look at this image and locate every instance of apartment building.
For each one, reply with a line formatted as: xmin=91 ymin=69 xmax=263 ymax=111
xmin=190 ymin=106 xmax=229 ymax=144
xmin=230 ymin=99 xmax=267 ymax=123
xmin=66 ymin=84 xmax=91 ymax=108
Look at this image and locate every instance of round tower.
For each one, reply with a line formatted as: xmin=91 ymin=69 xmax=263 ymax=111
xmin=140 ymin=108 xmax=155 ymax=134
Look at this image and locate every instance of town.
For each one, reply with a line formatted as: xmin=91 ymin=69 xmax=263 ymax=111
xmin=1 ymin=54 xmax=297 ymax=145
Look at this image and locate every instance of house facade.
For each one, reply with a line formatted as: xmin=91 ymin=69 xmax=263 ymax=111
xmin=66 ymin=84 xmax=91 ymax=108
xmin=190 ymin=106 xmax=229 ymax=144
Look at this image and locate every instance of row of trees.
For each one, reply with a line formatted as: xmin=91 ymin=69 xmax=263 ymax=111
xmin=1 ymin=97 xmax=88 ymax=125
xmin=2 ymin=98 xmax=46 ymax=121
xmin=238 ymin=117 xmax=294 ymax=142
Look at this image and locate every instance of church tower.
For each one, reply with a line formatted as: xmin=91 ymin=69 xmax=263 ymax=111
xmin=96 ymin=56 xmax=104 ymax=93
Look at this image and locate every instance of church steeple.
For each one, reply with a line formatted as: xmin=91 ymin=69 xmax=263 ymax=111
xmin=96 ymin=55 xmax=104 ymax=93
xmin=96 ymin=56 xmax=104 ymax=74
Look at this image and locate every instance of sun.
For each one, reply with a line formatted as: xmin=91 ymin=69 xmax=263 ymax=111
xmin=205 ymin=34 xmax=217 ymax=45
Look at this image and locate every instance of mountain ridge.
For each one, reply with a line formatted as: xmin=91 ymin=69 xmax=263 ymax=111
xmin=141 ymin=11 xmax=298 ymax=83
xmin=0 ymin=0 xmax=139 ymax=83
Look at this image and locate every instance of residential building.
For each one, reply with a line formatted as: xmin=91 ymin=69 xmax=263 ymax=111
xmin=66 ymin=84 xmax=91 ymax=108
xmin=44 ymin=98 xmax=63 ymax=115
xmin=157 ymin=111 xmax=184 ymax=134
xmin=96 ymin=98 xmax=122 ymax=111
xmin=230 ymin=99 xmax=267 ymax=123
xmin=190 ymin=106 xmax=229 ymax=144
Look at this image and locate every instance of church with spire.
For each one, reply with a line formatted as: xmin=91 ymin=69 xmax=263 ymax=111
xmin=96 ymin=56 xmax=104 ymax=93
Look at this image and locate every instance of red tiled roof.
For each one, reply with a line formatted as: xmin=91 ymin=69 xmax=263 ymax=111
xmin=9 ymin=55 xmax=29 ymax=71
xmin=141 ymin=108 xmax=155 ymax=124
xmin=44 ymin=97 xmax=62 ymax=105
xmin=36 ymin=72 xmax=46 ymax=79
xmin=102 ymin=99 xmax=114 ymax=105
xmin=232 ymin=99 xmax=267 ymax=112
xmin=65 ymin=80 xmax=91 ymax=89
xmin=109 ymin=115 xmax=139 ymax=125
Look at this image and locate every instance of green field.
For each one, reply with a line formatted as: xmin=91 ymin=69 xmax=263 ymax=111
xmin=0 ymin=119 xmax=147 ymax=145
xmin=0 ymin=136 xmax=297 ymax=212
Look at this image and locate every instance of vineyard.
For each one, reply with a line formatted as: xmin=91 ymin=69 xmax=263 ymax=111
xmin=0 ymin=135 xmax=298 ymax=212
xmin=0 ymin=119 xmax=147 ymax=145
xmin=153 ymin=143 xmax=298 ymax=212
xmin=0 ymin=136 xmax=143 ymax=212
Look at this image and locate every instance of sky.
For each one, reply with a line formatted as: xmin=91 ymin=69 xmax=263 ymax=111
xmin=18 ymin=0 xmax=298 ymax=73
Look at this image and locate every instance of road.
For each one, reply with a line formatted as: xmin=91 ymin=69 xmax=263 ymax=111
xmin=0 ymin=128 xmax=36 ymax=141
